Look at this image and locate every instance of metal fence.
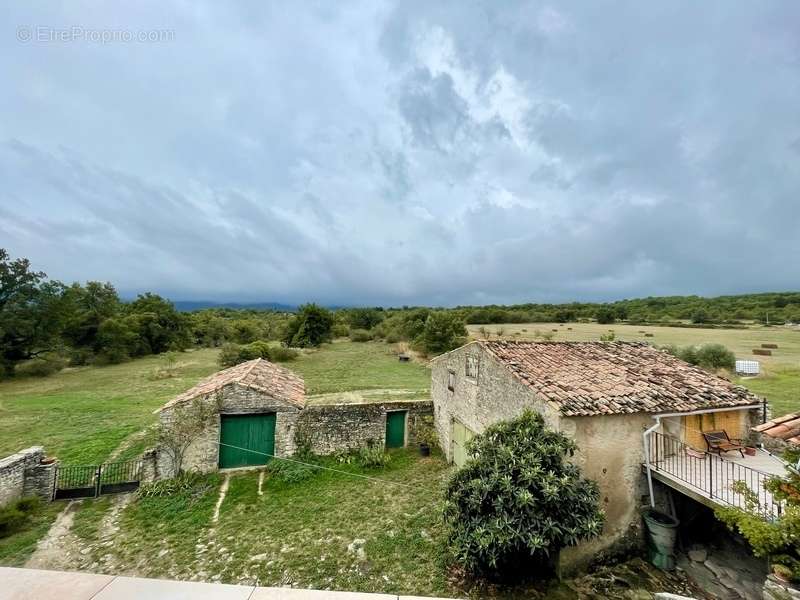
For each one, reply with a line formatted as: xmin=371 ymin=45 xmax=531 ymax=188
xmin=646 ymin=431 xmax=784 ymax=520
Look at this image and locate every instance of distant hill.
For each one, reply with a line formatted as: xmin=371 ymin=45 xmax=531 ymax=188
xmin=172 ymin=300 xmax=297 ymax=312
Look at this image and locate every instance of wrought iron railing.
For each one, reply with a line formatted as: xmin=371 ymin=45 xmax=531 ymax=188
xmin=645 ymin=431 xmax=784 ymax=520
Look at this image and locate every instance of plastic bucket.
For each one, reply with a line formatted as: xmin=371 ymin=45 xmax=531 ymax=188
xmin=642 ymin=509 xmax=679 ymax=571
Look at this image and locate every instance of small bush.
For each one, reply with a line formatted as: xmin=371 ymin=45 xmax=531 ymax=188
xmin=268 ymin=346 xmax=298 ymax=362
xmin=696 ymin=343 xmax=736 ymax=371
xmin=385 ymin=331 xmax=401 ymax=344
xmin=0 ymin=496 xmax=40 ymax=538
xmin=332 ymin=323 xmax=350 ymax=338
xmin=137 ymin=471 xmax=211 ymax=499
xmin=357 ymin=441 xmax=390 ymax=469
xmin=599 ymin=331 xmax=615 ymax=342
xmin=349 ymin=329 xmax=373 ymax=342
xmin=68 ymin=348 xmax=93 ymax=367
xmin=16 ymin=356 xmax=66 ymax=378
xmin=218 ymin=343 xmax=244 ymax=368
xmin=267 ymin=458 xmax=316 ymax=483
xmin=239 ymin=340 xmax=272 ymax=361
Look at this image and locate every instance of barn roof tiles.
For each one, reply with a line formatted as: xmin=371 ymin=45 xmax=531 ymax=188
xmin=477 ymin=340 xmax=761 ymax=417
xmin=158 ymin=358 xmax=305 ymax=412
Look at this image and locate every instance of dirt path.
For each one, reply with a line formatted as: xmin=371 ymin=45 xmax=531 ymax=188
xmin=25 ymin=501 xmax=81 ymax=570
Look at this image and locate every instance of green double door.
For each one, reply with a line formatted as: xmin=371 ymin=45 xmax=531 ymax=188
xmin=219 ymin=413 xmax=276 ymax=468
xmin=385 ymin=411 xmax=407 ymax=448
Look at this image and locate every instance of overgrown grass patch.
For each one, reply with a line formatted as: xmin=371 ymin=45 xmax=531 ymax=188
xmin=737 ymin=367 xmax=800 ymax=417
xmin=0 ymin=501 xmax=62 ymax=566
xmin=91 ymin=451 xmax=452 ymax=596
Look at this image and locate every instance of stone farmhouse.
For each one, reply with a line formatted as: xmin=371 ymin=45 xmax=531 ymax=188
xmin=156 ymin=358 xmax=431 ymax=476
xmin=430 ymin=340 xmax=765 ymax=568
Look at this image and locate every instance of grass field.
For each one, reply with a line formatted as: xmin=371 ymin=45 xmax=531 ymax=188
xmin=60 ymin=449 xmax=453 ymax=596
xmin=0 ymin=341 xmax=430 ymax=464
xmin=468 ymin=322 xmax=800 ymax=416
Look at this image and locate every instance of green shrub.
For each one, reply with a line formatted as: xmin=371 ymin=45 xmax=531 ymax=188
xmin=349 ymin=329 xmax=373 ymax=342
xmin=67 ymin=347 xmax=93 ymax=366
xmin=268 ymin=346 xmax=298 ymax=362
xmin=267 ymin=458 xmax=316 ymax=483
xmin=0 ymin=496 xmax=40 ymax=538
xmin=137 ymin=471 xmax=211 ymax=499
xmin=16 ymin=355 xmax=66 ymax=378
xmin=596 ymin=306 xmax=616 ymax=324
xmin=696 ymin=343 xmax=736 ymax=371
xmin=357 ymin=441 xmax=390 ymax=469
xmin=417 ymin=312 xmax=467 ymax=355
xmin=444 ymin=410 xmax=603 ymax=580
xmin=238 ymin=340 xmax=271 ymax=361
xmin=218 ymin=343 xmax=244 ymax=368
xmin=14 ymin=496 xmax=40 ymax=514
xmin=677 ymin=345 xmax=700 ymax=365
xmin=332 ymin=323 xmax=350 ymax=338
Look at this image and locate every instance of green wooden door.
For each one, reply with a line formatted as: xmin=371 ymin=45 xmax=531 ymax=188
xmin=219 ymin=413 xmax=276 ymax=468
xmin=451 ymin=420 xmax=475 ymax=467
xmin=385 ymin=411 xmax=407 ymax=448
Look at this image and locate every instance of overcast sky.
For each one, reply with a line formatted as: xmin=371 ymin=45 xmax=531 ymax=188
xmin=2 ymin=2 xmax=799 ymax=306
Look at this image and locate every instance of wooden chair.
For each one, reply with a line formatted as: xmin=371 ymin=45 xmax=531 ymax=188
xmin=702 ymin=430 xmax=745 ymax=458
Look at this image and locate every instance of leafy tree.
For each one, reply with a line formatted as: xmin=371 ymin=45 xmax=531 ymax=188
xmin=346 ymin=307 xmax=385 ymax=330
xmin=95 ymin=317 xmax=138 ymax=363
xmin=61 ymin=281 xmax=121 ymax=351
xmin=691 ymin=309 xmax=710 ymax=324
xmin=444 ymin=411 xmax=603 ymax=580
xmin=595 ymin=306 xmax=616 ymax=324
xmin=0 ymin=249 xmax=67 ymax=377
xmin=283 ymin=303 xmax=334 ymax=348
xmin=418 ymin=312 xmax=467 ymax=354
xmin=125 ymin=293 xmax=190 ymax=354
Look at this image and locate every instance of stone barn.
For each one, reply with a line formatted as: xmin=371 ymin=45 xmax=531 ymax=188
xmin=431 ymin=340 xmax=764 ymax=568
xmin=156 ymin=358 xmax=432 ymax=477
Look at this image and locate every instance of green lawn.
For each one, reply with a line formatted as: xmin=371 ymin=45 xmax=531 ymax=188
xmin=0 ymin=349 xmax=222 ymax=464
xmin=469 ymin=322 xmax=800 ymax=417
xmin=289 ymin=340 xmax=430 ymax=401
xmin=75 ymin=450 xmax=453 ymax=596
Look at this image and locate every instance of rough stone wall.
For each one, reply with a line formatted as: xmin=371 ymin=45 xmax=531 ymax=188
xmin=297 ymin=400 xmax=433 ymax=455
xmin=158 ymin=383 xmax=301 ymax=477
xmin=22 ymin=463 xmax=56 ymax=502
xmin=0 ymin=447 xmax=45 ymax=506
xmin=559 ymin=413 xmax=654 ymax=571
xmin=431 ymin=343 xmax=560 ymax=462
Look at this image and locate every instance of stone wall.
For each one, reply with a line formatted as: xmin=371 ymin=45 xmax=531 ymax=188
xmin=158 ymin=383 xmax=301 ymax=477
xmin=0 ymin=447 xmax=46 ymax=506
xmin=297 ymin=400 xmax=433 ymax=455
xmin=431 ymin=342 xmax=560 ymax=462
xmin=157 ymin=383 xmax=433 ymax=477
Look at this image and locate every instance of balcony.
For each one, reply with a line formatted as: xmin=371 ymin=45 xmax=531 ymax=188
xmin=644 ymin=431 xmax=789 ymax=520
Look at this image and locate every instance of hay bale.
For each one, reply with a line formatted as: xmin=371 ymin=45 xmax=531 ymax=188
xmin=753 ymin=348 xmax=772 ymax=356
xmin=644 ymin=333 xmax=654 ymax=338
xmin=761 ymin=343 xmax=778 ymax=349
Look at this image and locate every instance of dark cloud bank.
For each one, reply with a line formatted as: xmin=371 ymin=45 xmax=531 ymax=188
xmin=1 ymin=2 xmax=799 ymax=306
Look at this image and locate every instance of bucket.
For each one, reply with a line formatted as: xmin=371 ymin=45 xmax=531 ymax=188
xmin=642 ymin=509 xmax=679 ymax=571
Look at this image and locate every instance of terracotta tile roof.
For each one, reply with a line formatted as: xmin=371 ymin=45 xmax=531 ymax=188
xmin=157 ymin=358 xmax=305 ymax=412
xmin=753 ymin=412 xmax=800 ymax=445
xmin=479 ymin=340 xmax=761 ymax=417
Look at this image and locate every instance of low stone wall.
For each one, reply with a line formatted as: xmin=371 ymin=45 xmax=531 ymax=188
xmin=297 ymin=400 xmax=433 ymax=455
xmin=0 ymin=447 xmax=47 ymax=506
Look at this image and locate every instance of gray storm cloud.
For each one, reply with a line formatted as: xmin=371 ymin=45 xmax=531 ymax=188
xmin=1 ymin=1 xmax=798 ymax=305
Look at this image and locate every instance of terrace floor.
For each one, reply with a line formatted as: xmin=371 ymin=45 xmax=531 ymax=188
xmin=647 ymin=445 xmax=789 ymax=519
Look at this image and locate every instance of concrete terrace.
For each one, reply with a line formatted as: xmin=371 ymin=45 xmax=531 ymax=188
xmin=0 ymin=567 xmax=458 ymax=600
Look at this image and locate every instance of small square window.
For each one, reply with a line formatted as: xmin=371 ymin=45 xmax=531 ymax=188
xmin=447 ymin=370 xmax=456 ymax=392
xmin=465 ymin=354 xmax=479 ymax=380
